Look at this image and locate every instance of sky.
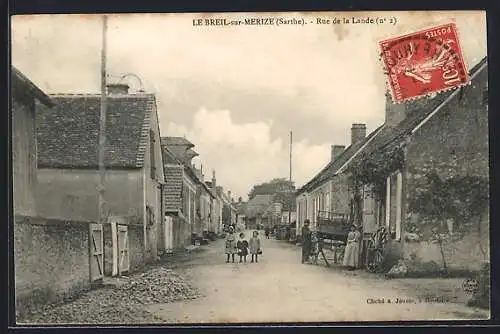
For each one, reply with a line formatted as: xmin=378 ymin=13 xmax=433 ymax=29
xmin=11 ymin=11 xmax=487 ymax=200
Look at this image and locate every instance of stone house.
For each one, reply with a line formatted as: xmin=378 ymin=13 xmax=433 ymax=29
xmin=205 ymin=170 xmax=222 ymax=234
xmin=349 ymin=57 xmax=489 ymax=271
xmin=245 ymin=194 xmax=274 ymax=229
xmin=192 ymin=165 xmax=216 ymax=235
xmin=35 ymin=83 xmax=165 ymax=274
xmin=11 ymin=67 xmax=74 ymax=314
xmin=281 ymin=211 xmax=297 ymax=224
xmin=12 ymin=68 xmax=105 ymax=314
xmin=219 ymin=188 xmax=237 ymax=227
xmin=160 ymin=137 xmax=201 ymax=248
xmin=295 ymin=123 xmax=383 ymax=237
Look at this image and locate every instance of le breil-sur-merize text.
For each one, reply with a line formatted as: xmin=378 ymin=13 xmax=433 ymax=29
xmin=193 ymin=17 xmax=305 ymax=26
xmin=193 ymin=16 xmax=395 ymax=27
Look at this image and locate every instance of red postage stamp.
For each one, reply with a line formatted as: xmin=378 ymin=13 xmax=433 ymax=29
xmin=379 ymin=23 xmax=469 ymax=103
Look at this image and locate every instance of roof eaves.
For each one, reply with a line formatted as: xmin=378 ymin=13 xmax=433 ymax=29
xmin=135 ymin=95 xmax=155 ymax=168
xmin=12 ymin=67 xmax=54 ymax=107
xmin=411 ymin=58 xmax=487 ymax=135
xmin=161 ymin=136 xmax=195 ymax=149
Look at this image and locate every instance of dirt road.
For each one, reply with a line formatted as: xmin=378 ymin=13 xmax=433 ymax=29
xmin=149 ymin=230 xmax=489 ymax=323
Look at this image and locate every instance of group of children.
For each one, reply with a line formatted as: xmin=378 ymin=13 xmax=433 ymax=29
xmin=225 ymin=228 xmax=262 ymax=263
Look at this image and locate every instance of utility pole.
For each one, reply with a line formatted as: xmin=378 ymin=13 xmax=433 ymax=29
xmin=288 ymin=131 xmax=292 ymax=229
xmin=98 ymin=15 xmax=108 ymax=227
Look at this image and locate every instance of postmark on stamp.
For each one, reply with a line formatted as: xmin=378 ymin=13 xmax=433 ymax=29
xmin=379 ymin=23 xmax=469 ymax=103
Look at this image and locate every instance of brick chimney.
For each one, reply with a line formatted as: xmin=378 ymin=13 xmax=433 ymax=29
xmin=331 ymin=145 xmax=345 ymax=162
xmin=107 ymin=83 xmax=129 ymax=95
xmin=351 ymin=123 xmax=366 ymax=145
xmin=212 ymin=170 xmax=217 ymax=189
xmin=385 ymin=91 xmax=407 ymax=126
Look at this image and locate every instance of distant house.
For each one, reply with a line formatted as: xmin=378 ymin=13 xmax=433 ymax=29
xmin=205 ymin=170 xmax=222 ymax=234
xmin=35 ymin=84 xmax=165 ymax=273
xmin=349 ymin=58 xmax=489 ymax=271
xmin=219 ymin=188 xmax=237 ymax=227
xmin=161 ymin=137 xmax=200 ymax=248
xmin=234 ymin=199 xmax=247 ymax=229
xmin=245 ymin=194 xmax=274 ymax=229
xmin=281 ymin=211 xmax=297 ymax=224
xmin=191 ymin=165 xmax=216 ymax=235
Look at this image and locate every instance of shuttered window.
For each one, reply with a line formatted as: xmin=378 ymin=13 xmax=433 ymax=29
xmin=150 ymin=130 xmax=156 ymax=180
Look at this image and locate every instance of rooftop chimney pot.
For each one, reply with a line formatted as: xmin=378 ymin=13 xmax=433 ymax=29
xmin=351 ymin=123 xmax=367 ymax=145
xmin=331 ymin=145 xmax=346 ymax=162
xmin=107 ymin=83 xmax=130 ymax=95
xmin=385 ymin=91 xmax=407 ymax=126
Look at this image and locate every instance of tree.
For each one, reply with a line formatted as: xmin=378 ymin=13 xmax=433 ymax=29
xmin=248 ymin=178 xmax=295 ymax=200
xmin=408 ymin=171 xmax=489 ymax=272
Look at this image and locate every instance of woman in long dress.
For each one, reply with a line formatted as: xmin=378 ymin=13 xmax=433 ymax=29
xmin=343 ymin=225 xmax=361 ymax=270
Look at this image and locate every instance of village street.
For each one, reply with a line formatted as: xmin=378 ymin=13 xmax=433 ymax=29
xmin=11 ymin=14 xmax=490 ymax=326
xmin=149 ymin=231 xmax=489 ymax=323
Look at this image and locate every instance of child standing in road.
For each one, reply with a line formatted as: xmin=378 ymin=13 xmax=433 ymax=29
xmin=310 ymin=232 xmax=319 ymax=264
xmin=237 ymin=232 xmax=249 ymax=263
xmin=225 ymin=226 xmax=237 ymax=263
xmin=249 ymin=230 xmax=262 ymax=263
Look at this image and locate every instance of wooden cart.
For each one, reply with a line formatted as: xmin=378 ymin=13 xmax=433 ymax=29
xmin=313 ymin=211 xmax=351 ymax=266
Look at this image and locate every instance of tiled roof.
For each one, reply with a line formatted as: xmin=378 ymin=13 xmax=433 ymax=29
xmin=297 ymin=57 xmax=487 ymax=195
xmin=351 ymin=57 xmax=488 ymax=166
xmin=248 ymin=194 xmax=274 ymax=206
xmin=36 ymin=93 xmax=156 ymax=169
xmin=245 ymin=194 xmax=274 ymax=218
xmin=161 ymin=145 xmax=183 ymax=165
xmin=296 ymin=125 xmax=383 ymax=195
xmin=164 ymin=166 xmax=183 ymax=212
xmin=160 ymin=136 xmax=194 ymax=148
xmin=185 ymin=149 xmax=199 ymax=160
xmin=162 ymin=142 xmax=215 ymax=205
xmin=11 ymin=67 xmax=54 ymax=107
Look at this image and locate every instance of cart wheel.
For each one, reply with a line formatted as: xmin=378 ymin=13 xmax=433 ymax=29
xmin=367 ymin=249 xmax=384 ymax=273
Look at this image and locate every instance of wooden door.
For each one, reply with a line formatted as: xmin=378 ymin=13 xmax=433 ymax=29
xmin=361 ymin=186 xmax=377 ymax=268
xmin=164 ymin=216 xmax=174 ymax=253
xmin=362 ymin=185 xmax=377 ymax=234
xmin=118 ymin=225 xmax=130 ymax=274
xmin=89 ymin=223 xmax=104 ymax=282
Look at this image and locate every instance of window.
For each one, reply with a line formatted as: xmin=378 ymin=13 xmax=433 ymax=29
xmin=325 ymin=193 xmax=330 ymax=213
xmin=149 ymin=130 xmax=156 ymax=180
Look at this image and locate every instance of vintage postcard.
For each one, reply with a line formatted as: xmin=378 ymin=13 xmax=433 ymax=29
xmin=11 ymin=11 xmax=489 ymax=324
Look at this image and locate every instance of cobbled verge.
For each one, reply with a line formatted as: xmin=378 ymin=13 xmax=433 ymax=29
xmin=17 ymin=267 xmax=202 ymax=325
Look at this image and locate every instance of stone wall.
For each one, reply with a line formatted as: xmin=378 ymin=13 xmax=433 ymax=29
xmin=36 ymin=168 xmax=144 ymax=223
xmin=12 ymin=98 xmax=37 ymax=217
xmin=403 ymin=65 xmax=489 ymax=270
xmin=403 ymin=217 xmax=489 ymax=271
xmin=14 ymin=219 xmax=91 ymax=315
xmin=128 ymin=224 xmax=146 ymax=273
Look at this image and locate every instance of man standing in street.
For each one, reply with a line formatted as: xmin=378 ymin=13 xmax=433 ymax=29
xmin=301 ymin=219 xmax=312 ymax=264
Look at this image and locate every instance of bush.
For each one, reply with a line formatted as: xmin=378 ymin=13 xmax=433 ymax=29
xmin=379 ymin=241 xmax=403 ymax=273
